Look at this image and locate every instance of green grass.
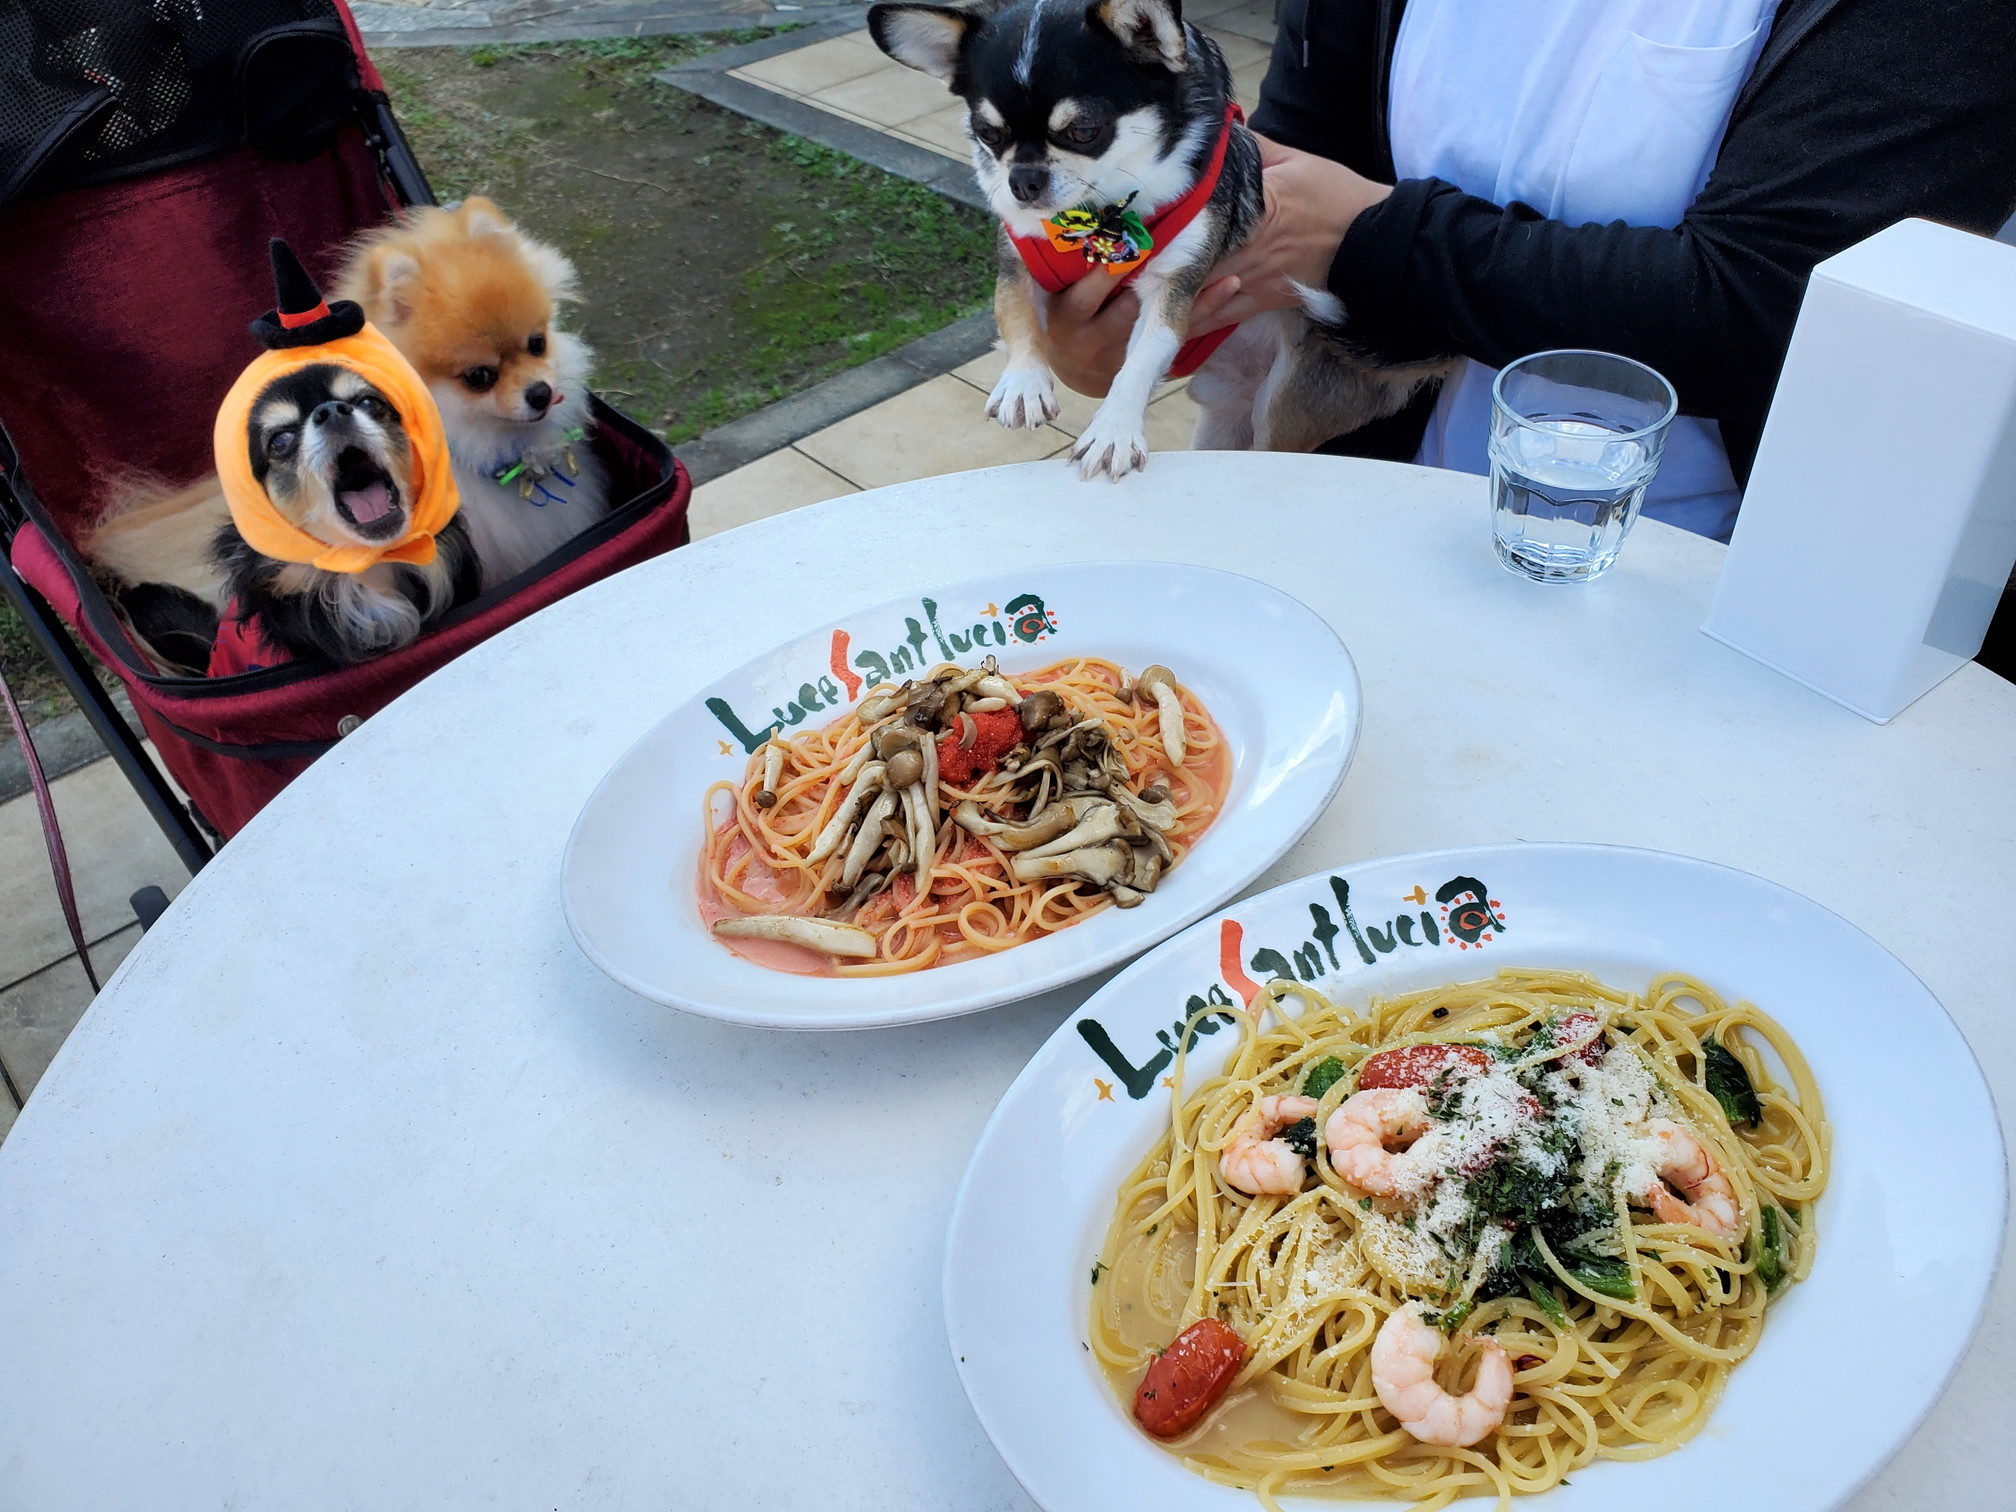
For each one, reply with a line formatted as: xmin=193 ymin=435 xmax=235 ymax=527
xmin=638 ymin=130 xmax=993 ymax=438
xmin=378 ymin=32 xmax=993 ymax=444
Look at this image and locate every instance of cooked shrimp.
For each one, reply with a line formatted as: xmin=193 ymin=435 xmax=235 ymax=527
xmin=1641 ymin=1117 xmax=1742 ymax=1239
xmin=1219 ymin=1094 xmax=1319 ymax=1196
xmin=1371 ymin=1302 xmax=1513 ymax=1447
xmin=1323 ymin=1087 xmax=1432 ymax=1197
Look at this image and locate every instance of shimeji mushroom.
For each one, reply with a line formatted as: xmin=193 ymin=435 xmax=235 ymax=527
xmin=806 ymin=760 xmax=888 ymax=864
xmin=1135 ymin=665 xmax=1187 ymax=769
xmin=840 ymin=790 xmax=899 ymax=888
xmin=756 ymin=739 xmax=785 ymax=809
xmin=712 ymin=915 xmax=878 ymax=957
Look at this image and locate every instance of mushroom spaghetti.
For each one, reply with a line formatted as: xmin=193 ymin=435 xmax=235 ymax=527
xmin=1092 ymin=969 xmax=1828 ymax=1509
xmin=700 ymin=656 xmax=1230 ymax=975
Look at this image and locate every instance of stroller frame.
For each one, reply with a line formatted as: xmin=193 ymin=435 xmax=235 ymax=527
xmin=0 ymin=92 xmax=429 ymax=876
xmin=0 ymin=0 xmax=688 ymax=868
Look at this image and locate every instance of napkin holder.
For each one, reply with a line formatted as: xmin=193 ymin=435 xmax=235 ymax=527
xmin=1703 ymin=219 xmax=2016 ymax=723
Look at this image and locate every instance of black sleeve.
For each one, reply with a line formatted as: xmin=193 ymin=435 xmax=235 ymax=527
xmin=1325 ymin=0 xmax=2016 ymax=480
xmin=1247 ymin=0 xmax=1392 ymax=178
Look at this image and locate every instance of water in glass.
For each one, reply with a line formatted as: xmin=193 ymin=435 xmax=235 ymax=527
xmin=1489 ymin=416 xmax=1658 ymax=582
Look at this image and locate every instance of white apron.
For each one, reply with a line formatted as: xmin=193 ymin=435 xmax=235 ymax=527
xmin=1388 ymin=0 xmax=1775 ymax=540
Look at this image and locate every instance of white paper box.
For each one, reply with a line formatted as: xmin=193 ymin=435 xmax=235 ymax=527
xmin=1703 ymin=219 xmax=2016 ymax=723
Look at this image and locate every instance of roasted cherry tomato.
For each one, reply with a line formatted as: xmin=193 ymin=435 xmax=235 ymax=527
xmin=1551 ymin=1012 xmax=1607 ymax=1065
xmin=1358 ymin=1042 xmax=1492 ymax=1090
xmin=1133 ymin=1318 xmax=1247 ymax=1438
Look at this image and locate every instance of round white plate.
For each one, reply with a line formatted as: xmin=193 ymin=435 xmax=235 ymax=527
xmin=944 ymin=843 xmax=2005 ymax=1511
xmin=562 ymin=562 xmax=1360 ymax=1030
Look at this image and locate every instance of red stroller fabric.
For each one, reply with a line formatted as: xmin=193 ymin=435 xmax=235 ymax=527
xmin=0 ymin=3 xmax=690 ymax=837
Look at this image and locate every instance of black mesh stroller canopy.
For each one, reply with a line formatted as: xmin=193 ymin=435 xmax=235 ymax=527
xmin=0 ymin=0 xmax=361 ymax=209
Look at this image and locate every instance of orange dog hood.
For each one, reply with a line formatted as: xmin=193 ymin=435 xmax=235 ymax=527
xmin=213 ymin=240 xmax=459 ymax=575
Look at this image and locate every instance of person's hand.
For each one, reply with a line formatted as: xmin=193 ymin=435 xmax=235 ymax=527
xmin=1040 ymin=271 xmax=1246 ymax=398
xmin=1190 ymin=134 xmax=1392 ymax=336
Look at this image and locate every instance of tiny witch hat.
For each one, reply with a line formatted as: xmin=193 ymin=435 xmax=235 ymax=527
xmin=212 ymin=239 xmax=460 ymax=575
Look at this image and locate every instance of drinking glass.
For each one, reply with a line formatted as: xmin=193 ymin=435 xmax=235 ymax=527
xmin=1488 ymin=350 xmax=1678 ymax=583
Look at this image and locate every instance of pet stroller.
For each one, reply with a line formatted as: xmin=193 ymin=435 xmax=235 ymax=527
xmin=0 ymin=0 xmax=692 ymax=872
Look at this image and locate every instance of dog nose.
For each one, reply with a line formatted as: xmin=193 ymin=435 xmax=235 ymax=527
xmin=1008 ymin=164 xmax=1049 ymax=205
xmin=524 ymin=381 xmax=553 ymax=414
xmin=310 ymin=401 xmax=353 ymax=427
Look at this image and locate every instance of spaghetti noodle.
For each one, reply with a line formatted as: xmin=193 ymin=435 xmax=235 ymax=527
xmin=701 ymin=656 xmax=1230 ymax=975
xmin=1092 ymin=969 xmax=1828 ymax=1509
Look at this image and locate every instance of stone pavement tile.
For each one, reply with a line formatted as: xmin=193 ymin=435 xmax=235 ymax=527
xmin=810 ymin=62 xmax=955 ymax=129
xmin=1184 ymin=0 xmax=1248 ymax=18
xmin=1145 ymin=386 xmax=1203 ymax=452
xmin=795 ymin=373 xmax=1072 ymax=488
xmin=690 ymin=447 xmax=858 ymax=537
xmin=0 ymin=755 xmax=189 ymax=989
xmin=733 ymin=33 xmax=884 ymax=96
xmin=0 ymin=922 xmax=142 ymax=1103
xmin=1202 ymin=26 xmax=1271 ymax=70
xmin=895 ymin=103 xmax=973 ymax=161
xmin=1211 ymin=1 xmax=1280 ymax=43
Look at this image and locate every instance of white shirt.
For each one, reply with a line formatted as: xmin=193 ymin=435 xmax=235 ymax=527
xmin=1388 ymin=0 xmax=1775 ymax=540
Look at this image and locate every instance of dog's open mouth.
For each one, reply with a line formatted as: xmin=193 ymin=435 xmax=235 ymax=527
xmin=331 ymin=447 xmax=404 ymax=539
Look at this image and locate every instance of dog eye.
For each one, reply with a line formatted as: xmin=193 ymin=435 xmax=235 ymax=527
xmin=527 ymin=333 xmax=547 ymax=356
xmin=971 ymin=120 xmax=1007 ymax=148
xmin=1059 ymin=122 xmax=1102 ymax=147
xmin=267 ymin=427 xmax=298 ymax=459
xmin=356 ymin=395 xmax=392 ymax=421
xmin=462 ymin=365 xmax=498 ymax=392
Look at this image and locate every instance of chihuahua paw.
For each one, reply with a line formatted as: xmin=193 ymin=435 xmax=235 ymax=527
xmin=1070 ymin=408 xmax=1151 ymax=482
xmin=986 ymin=368 xmax=1060 ymax=430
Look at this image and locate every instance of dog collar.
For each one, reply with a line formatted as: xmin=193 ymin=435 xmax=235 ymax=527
xmin=1007 ymin=104 xmax=1244 ymax=378
xmin=1009 ymin=103 xmax=1242 ymax=294
xmin=492 ymin=426 xmax=587 ymax=507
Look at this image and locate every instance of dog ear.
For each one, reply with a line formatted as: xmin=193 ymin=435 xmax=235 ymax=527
xmin=869 ymin=3 xmax=980 ymax=84
xmin=1089 ymin=0 xmax=1187 ymax=71
xmin=459 ymin=195 xmax=515 ymax=239
xmin=371 ymin=248 xmax=423 ymax=326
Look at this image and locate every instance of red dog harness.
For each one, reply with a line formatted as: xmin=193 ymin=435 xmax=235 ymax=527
xmin=1008 ymin=104 xmax=1244 ymax=380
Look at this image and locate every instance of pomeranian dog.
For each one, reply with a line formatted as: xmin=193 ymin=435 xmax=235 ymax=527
xmin=88 ymin=362 xmax=479 ymax=669
xmin=869 ymin=0 xmax=1450 ymax=479
xmin=337 ymin=197 xmax=607 ymax=590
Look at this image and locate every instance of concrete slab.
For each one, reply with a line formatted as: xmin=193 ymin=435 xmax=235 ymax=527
xmin=0 ymin=752 xmax=189 ymax=989
xmin=0 ymin=924 xmax=142 ymax=1102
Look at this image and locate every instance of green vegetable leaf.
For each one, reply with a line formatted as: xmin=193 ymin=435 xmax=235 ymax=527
xmin=1754 ymin=1207 xmax=1788 ymax=1291
xmin=1523 ymin=1273 xmax=1569 ymax=1327
xmin=1282 ymin=1117 xmax=1317 ymax=1158
xmin=1702 ymin=1034 xmax=1761 ymax=1126
xmin=1424 ymin=1297 xmax=1475 ymax=1335
xmin=1302 ymin=1056 xmax=1347 ymax=1100
xmin=1359 ymin=1196 xmax=1374 ymax=1211
xmin=1090 ymin=1261 xmax=1107 ymax=1285
xmin=1565 ymin=1254 xmax=1636 ymax=1300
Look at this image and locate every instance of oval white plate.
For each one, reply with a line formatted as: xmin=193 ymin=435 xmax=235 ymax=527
xmin=944 ymin=843 xmax=2005 ymax=1511
xmin=562 ymin=562 xmax=1360 ymax=1030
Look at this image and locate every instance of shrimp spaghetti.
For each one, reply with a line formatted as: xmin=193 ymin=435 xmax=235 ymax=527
xmin=700 ymin=656 xmax=1230 ymax=975
xmin=1092 ymin=969 xmax=1829 ymax=1509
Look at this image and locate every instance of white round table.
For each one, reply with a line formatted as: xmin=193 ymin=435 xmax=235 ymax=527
xmin=1 ymin=453 xmax=2009 ymax=1510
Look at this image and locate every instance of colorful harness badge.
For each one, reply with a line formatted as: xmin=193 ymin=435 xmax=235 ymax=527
xmin=494 ymin=426 xmax=586 ymax=507
xmin=1043 ymin=192 xmax=1154 ymax=276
